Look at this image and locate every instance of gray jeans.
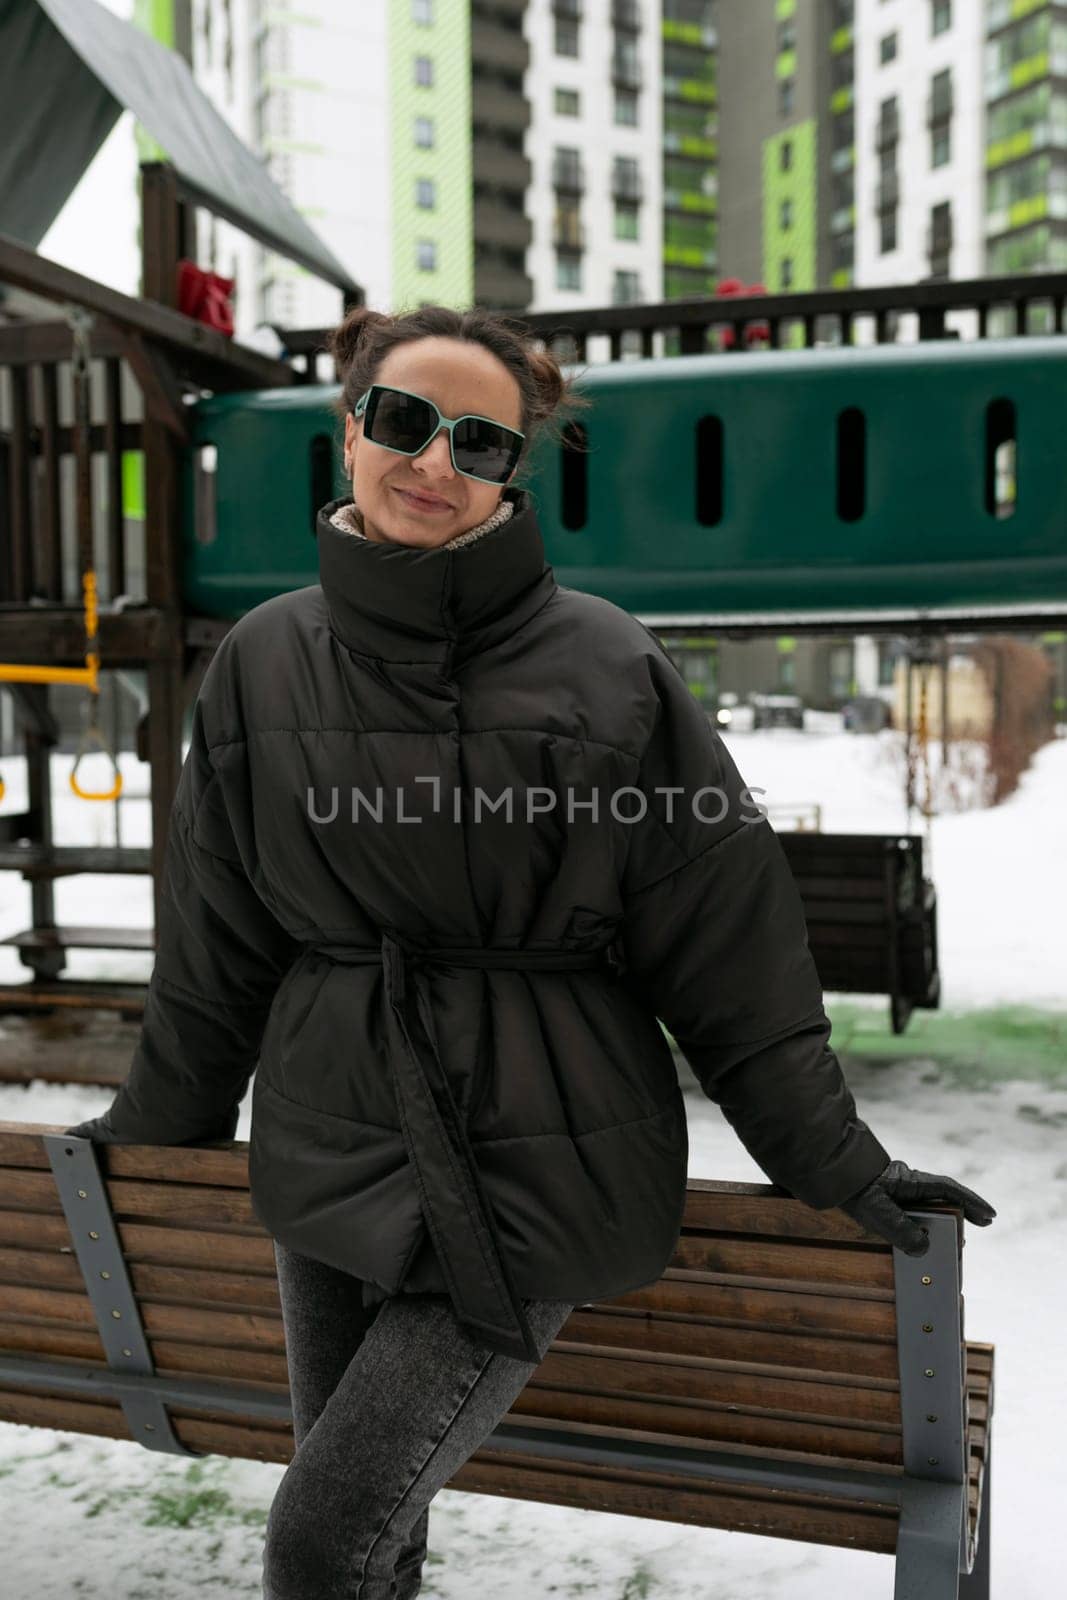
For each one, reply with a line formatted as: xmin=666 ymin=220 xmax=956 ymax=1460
xmin=262 ymin=1239 xmax=575 ymax=1600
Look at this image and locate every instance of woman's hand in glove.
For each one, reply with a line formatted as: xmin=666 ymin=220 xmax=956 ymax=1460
xmin=62 ymin=1113 xmax=236 ymax=1147
xmin=63 ymin=1113 xmax=127 ymax=1144
xmin=839 ymin=1159 xmax=997 ymax=1256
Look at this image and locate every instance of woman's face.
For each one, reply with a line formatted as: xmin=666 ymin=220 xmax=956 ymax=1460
xmin=342 ymin=336 xmax=524 ymax=549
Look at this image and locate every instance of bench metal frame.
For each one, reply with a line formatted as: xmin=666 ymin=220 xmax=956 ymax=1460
xmin=0 ymin=1137 xmax=990 ymax=1599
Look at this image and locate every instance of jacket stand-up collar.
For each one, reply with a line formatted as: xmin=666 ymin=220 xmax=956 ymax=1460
xmin=315 ymin=487 xmax=557 ymax=666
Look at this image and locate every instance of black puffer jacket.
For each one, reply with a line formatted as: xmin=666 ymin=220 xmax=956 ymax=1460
xmin=78 ymin=487 xmax=890 ymax=1361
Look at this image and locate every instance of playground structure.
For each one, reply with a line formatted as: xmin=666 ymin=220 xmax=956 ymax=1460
xmin=3 ymin=190 xmax=1067 ymax=1024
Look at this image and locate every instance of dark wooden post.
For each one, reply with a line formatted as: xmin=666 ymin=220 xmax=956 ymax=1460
xmin=140 ymin=162 xmax=193 ymax=311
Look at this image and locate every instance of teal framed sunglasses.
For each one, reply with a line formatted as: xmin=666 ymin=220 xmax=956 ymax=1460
xmin=353 ymin=384 xmax=525 ymax=486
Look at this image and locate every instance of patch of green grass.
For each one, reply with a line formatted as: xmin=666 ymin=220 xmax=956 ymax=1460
xmin=619 ymin=1560 xmax=658 ymax=1599
xmin=669 ymin=1004 xmax=1067 ymax=1091
xmin=826 ymin=1003 xmax=1067 ymax=1088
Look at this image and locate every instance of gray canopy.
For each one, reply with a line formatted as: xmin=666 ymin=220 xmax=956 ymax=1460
xmin=0 ymin=0 xmax=357 ymax=291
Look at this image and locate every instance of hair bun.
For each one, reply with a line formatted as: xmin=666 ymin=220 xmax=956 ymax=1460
xmin=325 ymin=308 xmax=393 ymax=379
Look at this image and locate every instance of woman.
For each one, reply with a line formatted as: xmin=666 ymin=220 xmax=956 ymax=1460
xmin=67 ymin=304 xmax=996 ymax=1599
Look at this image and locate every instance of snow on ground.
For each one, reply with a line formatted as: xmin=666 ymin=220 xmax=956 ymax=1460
xmin=0 ymin=729 xmax=1065 ymax=1597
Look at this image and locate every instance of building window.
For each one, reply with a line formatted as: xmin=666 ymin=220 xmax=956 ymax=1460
xmin=931 ymin=125 xmax=950 ymax=167
xmin=557 ymin=254 xmax=582 ymax=290
xmin=780 ymin=198 xmax=793 ymax=229
xmin=877 ymin=93 xmax=899 ymax=147
xmin=831 ymin=230 xmax=854 ymax=272
xmin=832 ymin=107 xmax=855 ymax=151
xmin=613 ymin=269 xmax=641 ymax=304
xmin=556 ymin=204 xmax=582 ymax=250
xmin=831 ymin=47 xmax=854 ymax=89
xmin=779 ymin=77 xmax=795 ymax=117
xmin=781 ymin=256 xmax=794 ymax=289
xmin=777 ymin=18 xmax=796 ymax=53
xmin=780 ymin=137 xmax=793 ymax=171
xmin=412 ymin=0 xmax=433 ymax=22
xmin=614 ymin=88 xmax=638 ymax=125
xmin=832 ymin=0 xmax=854 ymax=28
xmin=555 ymin=86 xmax=580 ymax=116
xmin=929 ymin=200 xmax=952 ymax=276
xmin=880 ymin=32 xmax=897 ymax=65
xmin=879 ymin=210 xmax=897 ymax=253
xmin=614 ymin=202 xmax=639 ymax=240
xmin=414 ymin=116 xmax=434 ymax=148
xmin=414 ymin=55 xmax=433 ymax=87
xmin=416 ymin=239 xmax=437 ymax=271
xmin=416 ymin=177 xmax=435 ymax=209
xmin=932 ymin=0 xmax=951 ymax=35
xmin=554 ymin=19 xmax=578 ymax=57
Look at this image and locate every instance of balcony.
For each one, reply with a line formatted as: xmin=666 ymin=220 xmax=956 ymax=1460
xmin=472 ymin=142 xmax=532 ymax=190
xmin=876 ymin=173 xmax=900 ymax=212
xmin=663 ymin=187 xmax=715 ymax=214
xmin=612 ymin=0 xmax=641 ymax=30
xmin=612 ymin=54 xmax=643 ymax=90
xmin=876 ymin=112 xmax=900 ymax=151
xmin=926 ymin=223 xmax=954 ymax=257
xmin=552 ymin=159 xmax=585 ymax=194
xmin=927 ymin=87 xmax=954 ymax=127
xmin=663 ymin=74 xmax=716 ymax=104
xmin=474 ymin=258 xmax=533 ymax=312
xmin=473 ymin=199 xmax=533 ymax=252
xmin=612 ymin=168 xmax=644 ymax=203
xmin=471 ymin=81 xmax=531 ymax=136
xmin=553 ymin=218 xmax=586 ymax=252
xmin=474 ymin=19 xmax=530 ymax=77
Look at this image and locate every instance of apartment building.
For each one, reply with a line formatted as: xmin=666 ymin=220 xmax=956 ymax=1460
xmin=716 ymin=0 xmax=854 ymax=291
xmin=854 ymin=0 xmax=985 ymax=290
xmin=984 ymin=0 xmax=1067 ymax=274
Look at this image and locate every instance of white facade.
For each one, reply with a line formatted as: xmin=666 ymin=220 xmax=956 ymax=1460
xmin=188 ymin=0 xmax=373 ymax=344
xmin=854 ymin=0 xmax=984 ymax=332
xmin=523 ymin=0 xmax=663 ymax=323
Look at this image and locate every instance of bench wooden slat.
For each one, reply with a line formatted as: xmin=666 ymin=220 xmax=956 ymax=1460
xmin=508 ymin=1387 xmax=904 ymax=1464
xmin=528 ymin=1349 xmax=902 ymax=1427
xmin=555 ymin=1312 xmax=901 ymax=1380
xmin=0 ymin=1209 xmax=278 ymax=1270
xmin=613 ymin=1278 xmax=899 ymax=1339
xmin=0 ymin=1321 xmax=291 ymax=1386
xmin=0 ymin=1247 xmax=281 ymax=1309
xmin=1 ymin=1287 xmax=287 ymax=1351
xmin=671 ymin=1233 xmax=896 ymax=1289
xmin=450 ymin=1451 xmax=901 ymax=1556
xmin=0 ymin=1127 xmax=251 ymax=1188
xmin=0 ymin=1388 xmax=292 ymax=1464
xmin=0 ymin=1169 xmax=261 ymax=1229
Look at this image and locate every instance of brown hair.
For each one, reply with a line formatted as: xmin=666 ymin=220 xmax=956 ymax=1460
xmin=324 ymin=304 xmax=592 ymax=491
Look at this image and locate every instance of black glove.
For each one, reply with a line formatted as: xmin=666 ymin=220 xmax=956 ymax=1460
xmin=63 ymin=1113 xmax=127 ymax=1144
xmin=62 ymin=1111 xmax=236 ymax=1147
xmin=839 ymin=1158 xmax=997 ymax=1256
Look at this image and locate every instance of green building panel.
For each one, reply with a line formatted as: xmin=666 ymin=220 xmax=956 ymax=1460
xmin=133 ymin=0 xmax=176 ymax=162
xmin=763 ymin=119 xmax=816 ymax=292
xmin=389 ymin=0 xmax=473 ymax=312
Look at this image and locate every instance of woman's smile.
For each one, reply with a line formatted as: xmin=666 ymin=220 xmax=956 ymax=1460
xmin=394 ymin=487 xmax=453 ymax=513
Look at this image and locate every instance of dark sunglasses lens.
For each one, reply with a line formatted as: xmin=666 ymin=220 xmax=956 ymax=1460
xmin=369 ymin=388 xmax=437 ymax=451
xmin=367 ymin=389 xmax=519 ymax=482
xmin=453 ymin=416 xmax=520 ymax=482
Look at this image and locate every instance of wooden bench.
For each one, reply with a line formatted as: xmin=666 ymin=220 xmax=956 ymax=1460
xmin=778 ymin=831 xmax=941 ymax=1034
xmin=0 ymin=1122 xmax=993 ymax=1599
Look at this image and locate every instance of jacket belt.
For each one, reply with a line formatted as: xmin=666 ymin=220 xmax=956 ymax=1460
xmin=308 ymin=932 xmax=625 ymax=1363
